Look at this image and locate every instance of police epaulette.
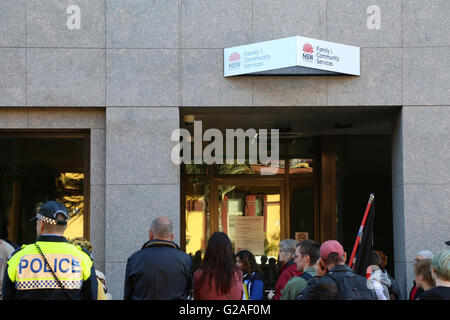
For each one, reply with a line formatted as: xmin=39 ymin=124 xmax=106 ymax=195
xmin=76 ymin=245 xmax=94 ymax=261
xmin=8 ymin=244 xmax=26 ymax=261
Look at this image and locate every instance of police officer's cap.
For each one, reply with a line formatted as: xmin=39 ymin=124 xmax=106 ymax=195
xmin=30 ymin=201 xmax=69 ymax=226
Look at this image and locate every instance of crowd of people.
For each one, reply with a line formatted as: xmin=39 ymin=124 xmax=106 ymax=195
xmin=184 ymin=231 xmax=449 ymax=301
xmin=128 ymin=220 xmax=449 ymax=301
xmin=0 ymin=200 xmax=449 ymax=300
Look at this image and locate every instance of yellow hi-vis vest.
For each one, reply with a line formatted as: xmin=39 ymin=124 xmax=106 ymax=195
xmin=7 ymin=240 xmax=93 ymax=291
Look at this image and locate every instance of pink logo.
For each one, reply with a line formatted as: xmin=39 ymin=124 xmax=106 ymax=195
xmin=303 ymin=43 xmax=314 ymax=54
xmin=229 ymin=52 xmax=241 ymax=62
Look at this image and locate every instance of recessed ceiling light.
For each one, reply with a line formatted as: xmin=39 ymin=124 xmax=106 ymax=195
xmin=183 ymin=115 xmax=195 ymax=125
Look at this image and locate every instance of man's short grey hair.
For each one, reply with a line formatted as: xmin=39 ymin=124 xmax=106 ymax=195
xmin=416 ymin=250 xmax=433 ymax=260
xmin=150 ymin=217 xmax=173 ymax=238
xmin=279 ymin=239 xmax=297 ymax=255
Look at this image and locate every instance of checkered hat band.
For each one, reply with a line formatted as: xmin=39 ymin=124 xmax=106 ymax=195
xmin=16 ymin=279 xmax=82 ymax=290
xmin=36 ymin=213 xmax=57 ymax=225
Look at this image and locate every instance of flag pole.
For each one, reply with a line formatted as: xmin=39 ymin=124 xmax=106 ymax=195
xmin=348 ymin=193 xmax=375 ymax=269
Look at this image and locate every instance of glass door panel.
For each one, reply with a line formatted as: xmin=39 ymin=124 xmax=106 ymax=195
xmin=184 ymin=178 xmax=210 ymax=256
xmin=289 ymin=178 xmax=316 ymax=242
xmin=216 ymin=183 xmax=282 ymax=262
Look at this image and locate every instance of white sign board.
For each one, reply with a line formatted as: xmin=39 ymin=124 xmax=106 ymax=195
xmin=224 ymin=36 xmax=360 ymax=77
xmin=234 ymin=216 xmax=265 ymax=255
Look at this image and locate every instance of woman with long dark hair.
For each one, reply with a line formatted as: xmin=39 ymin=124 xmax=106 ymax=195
xmin=236 ymin=250 xmax=264 ymax=300
xmin=193 ymin=232 xmax=243 ymax=300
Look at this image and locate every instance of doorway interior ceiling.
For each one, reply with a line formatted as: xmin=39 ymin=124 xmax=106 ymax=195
xmin=180 ymin=106 xmax=400 ymax=137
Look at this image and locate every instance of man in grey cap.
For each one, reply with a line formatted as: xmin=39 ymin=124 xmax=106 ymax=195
xmin=409 ymin=249 xmax=434 ymax=300
xmin=124 ymin=216 xmax=193 ymax=300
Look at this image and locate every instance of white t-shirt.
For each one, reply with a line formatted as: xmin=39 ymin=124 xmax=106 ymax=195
xmin=0 ymin=240 xmax=15 ymax=299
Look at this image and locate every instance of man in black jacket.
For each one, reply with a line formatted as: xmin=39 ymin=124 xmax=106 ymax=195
xmin=123 ymin=217 xmax=193 ymax=300
xmin=297 ymin=240 xmax=376 ymax=300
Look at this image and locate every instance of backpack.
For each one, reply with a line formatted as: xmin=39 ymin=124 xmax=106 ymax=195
xmin=328 ymin=270 xmax=376 ymax=300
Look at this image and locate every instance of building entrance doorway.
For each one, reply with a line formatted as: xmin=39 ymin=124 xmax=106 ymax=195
xmin=183 ymin=173 xmax=318 ymax=262
xmin=181 ymin=133 xmax=319 ymax=261
xmin=180 ymin=107 xmax=396 ymax=273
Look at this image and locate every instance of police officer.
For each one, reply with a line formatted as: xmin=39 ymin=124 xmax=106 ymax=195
xmin=2 ymin=201 xmax=97 ymax=300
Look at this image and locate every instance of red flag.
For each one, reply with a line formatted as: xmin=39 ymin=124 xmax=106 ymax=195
xmin=354 ymin=197 xmax=376 ymax=276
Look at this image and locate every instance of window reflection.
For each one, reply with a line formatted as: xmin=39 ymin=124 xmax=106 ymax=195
xmin=183 ymin=162 xmax=209 ymax=175
xmin=184 ymin=178 xmax=209 ymax=256
xmin=215 ymin=161 xmax=285 ymax=175
xmin=289 ymin=158 xmax=313 ymax=174
xmin=288 ymin=138 xmax=314 ymax=174
xmin=0 ymin=136 xmax=87 ymax=246
xmin=56 ymin=173 xmax=85 ymax=240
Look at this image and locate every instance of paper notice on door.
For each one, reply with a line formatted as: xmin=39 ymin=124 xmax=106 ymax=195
xmin=234 ymin=216 xmax=265 ymax=255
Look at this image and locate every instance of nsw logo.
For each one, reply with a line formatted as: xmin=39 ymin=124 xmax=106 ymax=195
xmin=302 ymin=43 xmax=314 ymax=62
xmin=228 ymin=52 xmax=241 ymax=70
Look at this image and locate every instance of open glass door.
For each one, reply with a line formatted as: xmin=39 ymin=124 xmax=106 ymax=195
xmin=183 ymin=177 xmax=210 ymax=257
